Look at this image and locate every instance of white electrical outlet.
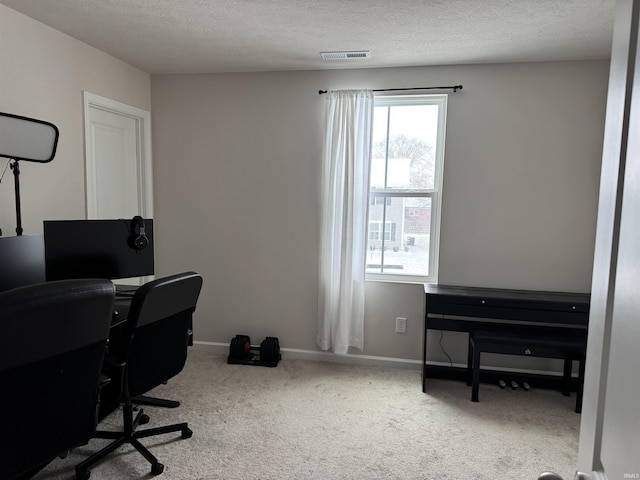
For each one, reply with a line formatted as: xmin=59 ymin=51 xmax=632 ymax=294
xmin=395 ymin=317 xmax=407 ymax=334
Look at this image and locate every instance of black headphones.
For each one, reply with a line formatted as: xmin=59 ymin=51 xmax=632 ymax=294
xmin=128 ymin=216 xmax=148 ymax=251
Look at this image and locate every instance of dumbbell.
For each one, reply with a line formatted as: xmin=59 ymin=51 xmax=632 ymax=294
xmin=259 ymin=337 xmax=280 ymax=362
xmin=229 ymin=334 xmax=251 ymax=360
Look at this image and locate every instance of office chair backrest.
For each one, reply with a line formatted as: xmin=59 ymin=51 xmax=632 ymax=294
xmin=0 ymin=279 xmax=115 ymax=480
xmin=131 ymin=271 xmax=203 ymax=329
xmin=120 ymin=272 xmax=203 ymax=399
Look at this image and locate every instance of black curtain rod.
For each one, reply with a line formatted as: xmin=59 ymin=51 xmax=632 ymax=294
xmin=318 ymin=85 xmax=463 ymax=94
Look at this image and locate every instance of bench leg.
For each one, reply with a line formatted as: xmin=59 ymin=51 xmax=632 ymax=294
xmin=562 ymin=358 xmax=572 ymax=397
xmin=466 ymin=336 xmax=473 ymax=386
xmin=576 ymin=354 xmax=586 ymax=414
xmin=472 ymin=345 xmax=480 ymax=402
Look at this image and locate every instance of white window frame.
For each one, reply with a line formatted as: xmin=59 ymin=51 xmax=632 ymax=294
xmin=366 ymin=94 xmax=447 ymax=284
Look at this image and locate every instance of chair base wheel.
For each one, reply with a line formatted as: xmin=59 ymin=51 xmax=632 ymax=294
xmin=151 ymin=462 xmax=164 ymax=475
xmin=76 ymin=469 xmax=91 ymax=480
xmin=139 ymin=413 xmax=150 ymax=425
xmin=182 ymin=427 xmax=193 ymax=439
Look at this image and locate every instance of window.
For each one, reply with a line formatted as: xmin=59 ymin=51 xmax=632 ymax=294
xmin=368 ymin=221 xmax=396 ymax=241
xmin=370 ymin=197 xmax=392 ymax=206
xmin=366 ymin=95 xmax=447 ymax=283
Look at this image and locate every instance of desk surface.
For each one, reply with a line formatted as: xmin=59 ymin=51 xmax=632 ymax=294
xmin=112 ymin=298 xmax=131 ymax=327
xmin=111 ymin=283 xmax=140 ymax=326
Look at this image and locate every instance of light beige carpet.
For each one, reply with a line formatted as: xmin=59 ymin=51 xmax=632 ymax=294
xmin=34 ymin=349 xmax=580 ymax=480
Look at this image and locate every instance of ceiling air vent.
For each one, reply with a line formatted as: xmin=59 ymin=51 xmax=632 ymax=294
xmin=320 ymin=51 xmax=371 ymax=60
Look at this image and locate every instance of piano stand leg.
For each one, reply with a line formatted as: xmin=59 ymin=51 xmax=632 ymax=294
xmin=471 ymin=344 xmax=480 ymax=402
xmin=466 ymin=337 xmax=473 ymax=387
xmin=562 ymin=358 xmax=572 ymax=397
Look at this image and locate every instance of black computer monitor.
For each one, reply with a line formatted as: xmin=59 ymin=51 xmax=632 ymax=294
xmin=0 ymin=234 xmax=46 ymax=292
xmin=43 ymin=218 xmax=154 ymax=281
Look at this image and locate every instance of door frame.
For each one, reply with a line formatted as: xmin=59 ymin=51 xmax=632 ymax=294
xmin=576 ymin=0 xmax=639 ymax=479
xmin=82 ymin=91 xmax=153 ymax=219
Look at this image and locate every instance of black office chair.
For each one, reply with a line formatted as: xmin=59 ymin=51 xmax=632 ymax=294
xmin=76 ymin=271 xmax=203 ymax=479
xmin=0 ymin=279 xmax=115 ymax=480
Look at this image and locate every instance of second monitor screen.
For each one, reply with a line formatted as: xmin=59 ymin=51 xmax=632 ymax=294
xmin=43 ymin=218 xmax=154 ymax=281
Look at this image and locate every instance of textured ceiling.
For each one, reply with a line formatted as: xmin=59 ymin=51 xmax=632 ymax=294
xmin=0 ymin=0 xmax=616 ymax=74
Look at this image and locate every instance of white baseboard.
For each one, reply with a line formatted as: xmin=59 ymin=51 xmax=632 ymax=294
xmin=192 ymin=341 xmax=423 ymax=370
xmin=192 ymin=341 xmax=572 ymax=377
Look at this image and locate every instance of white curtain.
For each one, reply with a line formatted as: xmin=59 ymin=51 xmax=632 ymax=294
xmin=317 ymin=89 xmax=374 ymax=355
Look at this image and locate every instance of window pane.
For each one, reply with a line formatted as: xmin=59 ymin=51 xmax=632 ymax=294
xmin=367 ymin=94 xmax=446 ymax=282
xmin=372 ymin=104 xmax=439 ymax=190
xmin=366 ymin=196 xmax=431 ymax=276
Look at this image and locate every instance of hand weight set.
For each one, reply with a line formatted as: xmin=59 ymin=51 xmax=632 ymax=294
xmin=227 ymin=334 xmax=281 ymax=367
xmin=229 ymin=334 xmax=251 ymax=359
xmin=259 ymin=337 xmax=280 ymax=363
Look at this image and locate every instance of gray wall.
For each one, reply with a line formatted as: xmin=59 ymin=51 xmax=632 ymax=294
xmin=151 ymin=61 xmax=608 ymax=366
xmin=0 ymin=3 xmax=608 ymax=369
xmin=0 ymin=4 xmax=151 ymax=233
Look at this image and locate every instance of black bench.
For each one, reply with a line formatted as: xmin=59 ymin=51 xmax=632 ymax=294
xmin=467 ymin=330 xmax=587 ymax=413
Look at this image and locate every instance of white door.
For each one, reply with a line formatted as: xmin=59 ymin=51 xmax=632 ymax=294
xmin=83 ymin=92 xmax=154 ymax=285
xmin=83 ymin=92 xmax=153 ymax=220
xmin=571 ymin=1 xmax=640 ymax=480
